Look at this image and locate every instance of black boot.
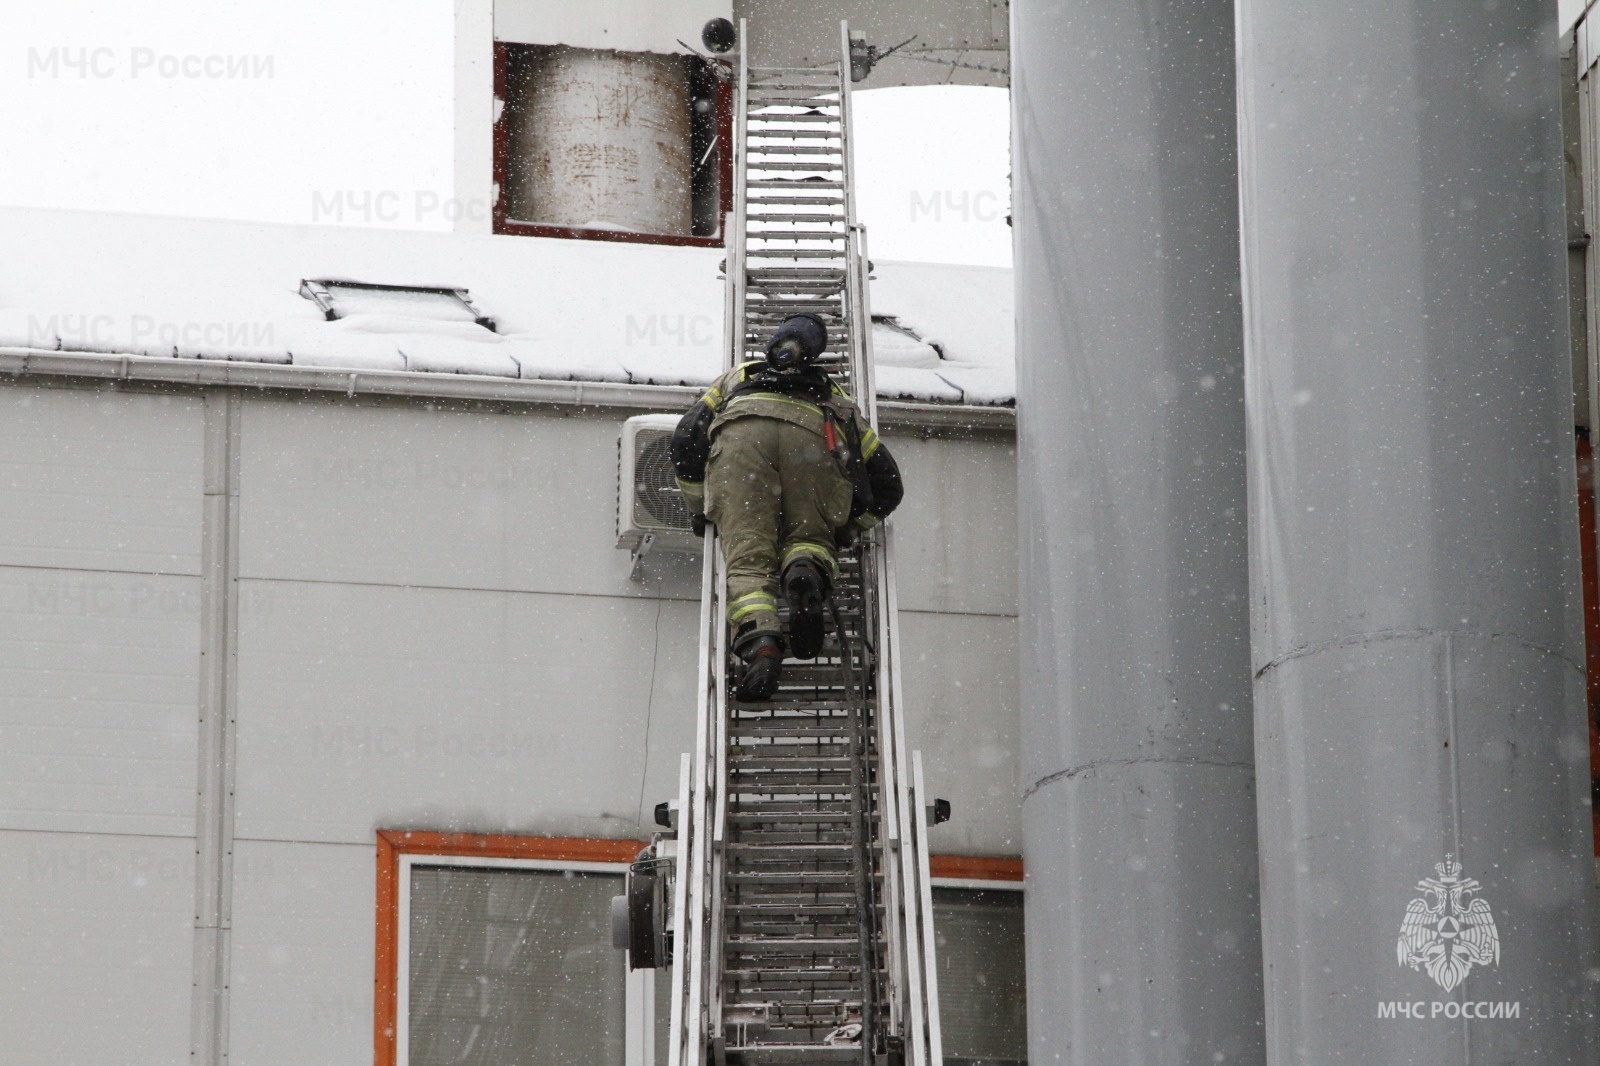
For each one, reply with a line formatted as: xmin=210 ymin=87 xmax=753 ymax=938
xmin=735 ymin=635 xmax=783 ymax=702
xmin=782 ymin=558 xmax=830 ymax=660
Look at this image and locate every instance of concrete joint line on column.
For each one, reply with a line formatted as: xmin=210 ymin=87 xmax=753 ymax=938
xmin=1252 ymin=626 xmax=1581 ymax=682
xmin=191 ymin=389 xmax=241 ymax=1065
xmin=1022 ymin=756 xmax=1256 ymax=803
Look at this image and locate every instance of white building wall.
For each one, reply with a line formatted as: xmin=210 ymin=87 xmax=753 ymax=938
xmin=0 ymin=379 xmax=1017 ymax=1061
xmin=0 ymin=387 xmax=205 ymax=1062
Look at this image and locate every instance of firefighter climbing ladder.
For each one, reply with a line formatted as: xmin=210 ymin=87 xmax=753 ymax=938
xmin=662 ymin=21 xmax=945 ymax=1066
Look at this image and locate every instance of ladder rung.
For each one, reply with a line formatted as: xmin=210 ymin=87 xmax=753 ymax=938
xmin=726 ymin=903 xmax=859 ymax=915
xmin=750 ymin=65 xmax=841 ymax=74
xmin=747 ymin=161 xmax=843 ymax=172
xmin=747 ymin=196 xmax=847 ymax=206
xmin=749 ymin=95 xmax=839 ymax=106
xmin=747 ymin=145 xmax=843 ymax=156
xmin=727 ymin=870 xmax=858 ymax=884
xmin=748 ymin=128 xmax=842 ymax=139
xmin=745 ymin=216 xmax=846 ymax=225
xmin=748 ymin=179 xmax=845 ymax=189
xmin=746 ymin=249 xmax=846 ymax=258
xmin=748 ymin=113 xmax=842 ymax=124
xmin=727 ymin=796 xmax=853 ymax=810
xmin=730 ymin=757 xmax=854 ymax=773
xmin=726 ymin=938 xmax=858 ymax=953
xmin=731 ymin=742 xmax=851 ymax=756
xmin=748 ymin=230 xmax=851 ymax=240
xmin=748 ymin=73 xmax=840 ymax=84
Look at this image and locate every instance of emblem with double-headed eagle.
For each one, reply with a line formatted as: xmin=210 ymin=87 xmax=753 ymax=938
xmin=1396 ymin=854 xmax=1500 ymax=993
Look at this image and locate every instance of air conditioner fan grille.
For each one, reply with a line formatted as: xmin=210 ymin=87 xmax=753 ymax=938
xmin=634 ymin=431 xmax=693 ymax=531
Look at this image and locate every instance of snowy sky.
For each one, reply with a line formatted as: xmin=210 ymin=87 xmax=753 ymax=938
xmin=0 ymin=0 xmax=1011 ymax=268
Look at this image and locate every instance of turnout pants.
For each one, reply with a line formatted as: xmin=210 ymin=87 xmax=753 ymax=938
xmin=706 ymin=416 xmax=853 ymax=652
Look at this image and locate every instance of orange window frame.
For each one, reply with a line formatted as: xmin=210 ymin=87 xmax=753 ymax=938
xmin=373 ymin=829 xmax=1022 ymax=1065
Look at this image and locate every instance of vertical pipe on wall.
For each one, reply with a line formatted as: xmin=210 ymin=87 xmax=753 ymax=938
xmin=1236 ymin=1 xmax=1598 ymax=1060
xmin=1012 ymin=2 xmax=1264 ymax=1062
xmin=191 ymin=390 xmax=240 ymax=1065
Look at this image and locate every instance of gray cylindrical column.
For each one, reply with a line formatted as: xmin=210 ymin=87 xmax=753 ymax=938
xmin=1013 ymin=2 xmax=1264 ymax=1063
xmin=1237 ymin=2 xmax=1598 ymax=1061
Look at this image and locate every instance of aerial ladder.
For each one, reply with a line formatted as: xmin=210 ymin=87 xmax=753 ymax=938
xmin=614 ymin=20 xmax=947 ymax=1066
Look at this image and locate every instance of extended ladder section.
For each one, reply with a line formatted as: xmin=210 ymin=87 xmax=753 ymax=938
xmin=665 ymin=22 xmax=945 ymax=1066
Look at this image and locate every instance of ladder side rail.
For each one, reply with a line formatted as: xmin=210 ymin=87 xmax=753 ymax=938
xmin=844 ymin=625 xmax=877 ymax=1066
xmin=835 ymin=33 xmax=878 ymax=427
xmin=837 ymin=22 xmax=864 ymax=406
xmin=848 ymin=225 xmax=880 ymax=428
xmin=862 ymin=534 xmax=908 ymax=1046
xmin=838 ymin=41 xmax=908 ymax=1032
xmin=849 ymin=246 xmax=911 ymax=1043
xmin=708 ymin=553 xmax=731 ymax=1048
xmin=704 ymin=34 xmax=749 ymax=1046
xmin=879 ymin=526 xmax=933 ymax=1066
xmin=910 ymin=751 xmax=945 ymax=1066
xmin=665 ymin=753 xmax=693 ymax=1066
xmin=675 ymin=542 xmax=719 ymax=1066
xmin=839 ymin=27 xmax=911 ymax=1050
xmin=730 ymin=24 xmax=751 ymax=372
xmin=876 ymin=528 xmax=928 ymax=1065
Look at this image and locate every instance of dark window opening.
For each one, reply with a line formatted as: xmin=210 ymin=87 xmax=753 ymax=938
xmin=934 ymin=886 xmax=1028 ymax=1066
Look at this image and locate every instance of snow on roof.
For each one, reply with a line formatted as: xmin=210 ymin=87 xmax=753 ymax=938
xmin=0 ymin=207 xmax=1014 ymax=405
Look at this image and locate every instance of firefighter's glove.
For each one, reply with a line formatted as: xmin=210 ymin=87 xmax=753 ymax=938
xmin=692 ymin=514 xmax=708 ymax=538
xmin=834 ymin=524 xmax=859 ymax=551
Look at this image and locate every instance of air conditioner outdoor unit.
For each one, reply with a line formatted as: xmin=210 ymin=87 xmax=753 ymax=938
xmin=617 ymin=414 xmax=701 ymax=564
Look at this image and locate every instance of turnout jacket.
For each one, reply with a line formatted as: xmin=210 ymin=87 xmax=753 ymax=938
xmin=670 ymin=360 xmax=904 ymax=530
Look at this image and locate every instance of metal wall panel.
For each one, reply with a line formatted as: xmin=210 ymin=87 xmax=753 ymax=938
xmin=228 ymin=839 xmax=373 ymax=1066
xmin=0 ymin=829 xmax=193 ymax=1064
xmin=0 ymin=387 xmax=202 ymax=574
xmin=237 ymin=399 xmax=700 ymax=601
xmin=234 ymin=579 xmax=1019 ymax=853
xmin=238 ymin=398 xmax=1014 ymax=616
xmin=899 ymin=610 xmax=1020 ymax=854
xmin=233 ymin=579 xmax=699 ymax=843
xmin=0 ymin=564 xmax=199 ymax=835
xmin=889 ymin=433 xmax=1017 ymax=617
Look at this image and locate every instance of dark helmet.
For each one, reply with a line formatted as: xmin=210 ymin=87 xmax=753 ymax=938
xmin=765 ymin=313 xmax=828 ymax=371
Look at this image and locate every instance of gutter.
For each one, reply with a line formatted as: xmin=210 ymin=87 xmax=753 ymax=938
xmin=0 ymin=346 xmax=1015 ymax=433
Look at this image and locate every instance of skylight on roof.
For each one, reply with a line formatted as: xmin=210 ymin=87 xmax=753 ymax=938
xmin=298 ymin=279 xmax=496 ymax=332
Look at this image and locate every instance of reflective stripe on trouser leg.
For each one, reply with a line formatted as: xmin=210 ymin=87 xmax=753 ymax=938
xmin=727 ymin=590 xmax=778 ymax=632
xmin=781 ymin=540 xmax=837 ymax=577
xmin=707 ymin=418 xmax=785 ymax=646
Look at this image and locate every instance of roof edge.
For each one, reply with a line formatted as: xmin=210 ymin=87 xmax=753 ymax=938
xmin=0 ymin=347 xmax=1015 ymax=433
